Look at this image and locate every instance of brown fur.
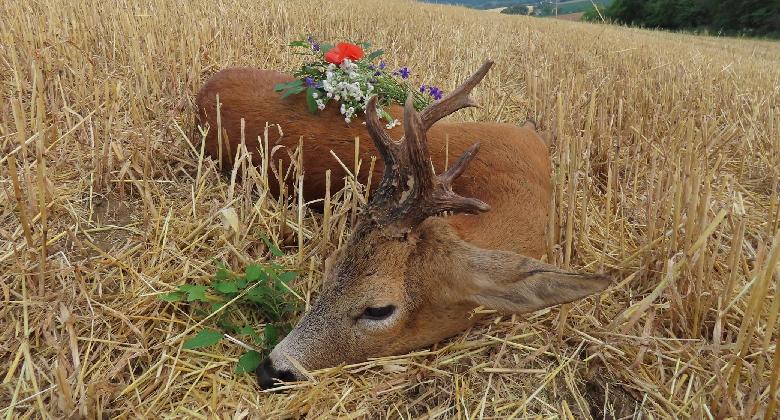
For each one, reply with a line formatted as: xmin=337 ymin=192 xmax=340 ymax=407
xmin=195 ymin=68 xmax=610 ymax=385
xmin=196 ymin=68 xmax=550 ymax=256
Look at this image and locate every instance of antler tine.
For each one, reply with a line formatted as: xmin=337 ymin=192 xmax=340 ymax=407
xmin=402 ymin=94 xmax=436 ymax=199
xmin=440 ymin=142 xmax=481 ymax=186
xmin=365 ymin=96 xmax=397 ymax=157
xmin=419 ymin=60 xmax=494 ymax=130
xmin=430 ymin=142 xmax=490 ymax=215
xmin=362 ymin=68 xmax=492 ymax=231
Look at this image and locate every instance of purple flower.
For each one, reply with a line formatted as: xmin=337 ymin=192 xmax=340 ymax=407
xmin=419 ymin=84 xmax=426 ymax=93
xmin=379 ymin=60 xmax=386 ymax=69
xmin=305 ymin=77 xmax=315 ymax=87
xmin=368 ymin=64 xmax=375 ymax=70
xmin=374 ymin=71 xmax=381 ymax=76
xmin=428 ymin=86 xmax=444 ymax=100
xmin=398 ymin=67 xmax=410 ymax=79
xmin=307 ymin=36 xmax=320 ymax=51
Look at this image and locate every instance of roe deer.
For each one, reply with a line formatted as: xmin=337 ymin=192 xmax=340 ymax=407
xmin=195 ymin=60 xmax=610 ymax=389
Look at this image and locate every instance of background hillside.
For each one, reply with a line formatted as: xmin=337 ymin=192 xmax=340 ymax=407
xmin=587 ymin=0 xmax=780 ymax=38
xmin=420 ymin=0 xmax=534 ymax=9
xmin=2 ymin=0 xmax=779 ymax=418
xmin=424 ymin=0 xmax=780 ymax=37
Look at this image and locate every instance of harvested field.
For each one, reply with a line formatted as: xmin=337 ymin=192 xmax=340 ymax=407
xmin=552 ymin=13 xmax=585 ymax=22
xmin=2 ymin=0 xmax=780 ymax=418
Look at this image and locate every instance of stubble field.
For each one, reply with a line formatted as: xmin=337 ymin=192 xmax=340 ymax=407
xmin=1 ymin=0 xmax=779 ymax=418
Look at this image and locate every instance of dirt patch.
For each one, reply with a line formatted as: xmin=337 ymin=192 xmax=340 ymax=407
xmin=87 ymin=196 xmax=136 ymax=254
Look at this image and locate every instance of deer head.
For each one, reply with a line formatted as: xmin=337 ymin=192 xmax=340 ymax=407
xmin=256 ymin=61 xmax=610 ymax=389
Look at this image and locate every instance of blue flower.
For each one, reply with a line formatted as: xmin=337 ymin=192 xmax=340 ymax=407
xmin=374 ymin=71 xmax=381 ymax=76
xmin=398 ymin=67 xmax=410 ymax=79
xmin=419 ymin=84 xmax=426 ymax=93
xmin=305 ymin=77 xmax=315 ymax=87
xmin=307 ymin=36 xmax=320 ymax=51
xmin=368 ymin=64 xmax=375 ymax=70
xmin=428 ymin=86 xmax=443 ymax=100
xmin=379 ymin=60 xmax=386 ymax=69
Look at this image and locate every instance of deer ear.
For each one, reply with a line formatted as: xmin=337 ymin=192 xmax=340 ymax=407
xmin=458 ymin=248 xmax=611 ymax=314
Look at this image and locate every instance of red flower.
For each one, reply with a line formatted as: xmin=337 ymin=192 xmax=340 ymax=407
xmin=324 ymin=42 xmax=364 ymax=65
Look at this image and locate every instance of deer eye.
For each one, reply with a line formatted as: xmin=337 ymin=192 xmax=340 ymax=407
xmin=361 ymin=305 xmax=395 ymax=320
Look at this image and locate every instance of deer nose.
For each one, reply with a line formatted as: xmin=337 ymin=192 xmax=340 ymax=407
xmin=255 ymin=358 xmax=297 ymax=390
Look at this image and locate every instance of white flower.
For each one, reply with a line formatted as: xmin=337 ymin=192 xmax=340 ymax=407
xmin=312 ymin=92 xmax=318 ymax=99
xmin=385 ymin=119 xmax=400 ymax=129
xmin=345 ymin=117 xmax=351 ymax=124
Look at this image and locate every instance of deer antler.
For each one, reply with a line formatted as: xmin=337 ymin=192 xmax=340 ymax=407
xmin=362 ymin=60 xmax=495 ymax=233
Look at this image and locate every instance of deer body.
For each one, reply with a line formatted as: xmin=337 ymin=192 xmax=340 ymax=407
xmin=196 ymin=62 xmax=610 ymax=389
xmin=196 ymin=67 xmax=550 ymax=256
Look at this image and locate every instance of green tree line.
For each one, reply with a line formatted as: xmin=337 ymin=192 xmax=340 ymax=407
xmin=584 ymin=0 xmax=780 ymax=38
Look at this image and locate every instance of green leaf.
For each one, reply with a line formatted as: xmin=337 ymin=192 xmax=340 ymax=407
xmin=235 ymin=350 xmax=262 ymax=374
xmin=212 ymin=281 xmax=238 ymax=294
xmin=378 ymin=108 xmax=394 ymax=123
xmin=217 ymin=318 xmax=237 ymax=333
xmin=278 ymin=271 xmax=298 ymax=284
xmin=246 ymin=286 xmax=270 ymax=303
xmin=182 ymin=329 xmax=223 ymax=350
xmin=288 ymin=40 xmax=308 ymax=47
xmin=261 ymin=235 xmax=284 ymax=257
xmin=210 ymin=302 xmax=227 ymax=313
xmin=215 ymin=266 xmax=231 ymax=281
xmin=280 ymin=85 xmax=306 ymax=99
xmin=264 ymin=324 xmax=280 ymax=347
xmin=319 ymin=43 xmax=334 ymax=52
xmin=306 ymin=87 xmax=318 ymax=113
xmin=179 ymin=284 xmax=209 ymax=302
xmin=159 ymin=291 xmax=184 ymax=302
xmin=274 ymin=79 xmax=304 ymax=92
xmin=367 ymin=49 xmax=384 ymax=61
xmin=238 ymin=325 xmax=263 ymax=344
xmin=245 ymin=264 xmax=266 ymax=282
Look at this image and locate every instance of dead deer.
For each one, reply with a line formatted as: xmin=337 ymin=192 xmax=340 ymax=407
xmin=195 ymin=60 xmax=610 ymax=389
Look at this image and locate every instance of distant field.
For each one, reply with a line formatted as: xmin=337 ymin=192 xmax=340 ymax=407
xmin=2 ymin=0 xmax=779 ymax=418
xmin=553 ymin=12 xmax=584 ymax=21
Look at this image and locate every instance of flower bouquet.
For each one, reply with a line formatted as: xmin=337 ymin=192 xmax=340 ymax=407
xmin=275 ymin=37 xmax=445 ymax=129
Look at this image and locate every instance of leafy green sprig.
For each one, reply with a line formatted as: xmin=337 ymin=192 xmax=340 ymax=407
xmin=160 ymin=238 xmax=301 ymax=374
